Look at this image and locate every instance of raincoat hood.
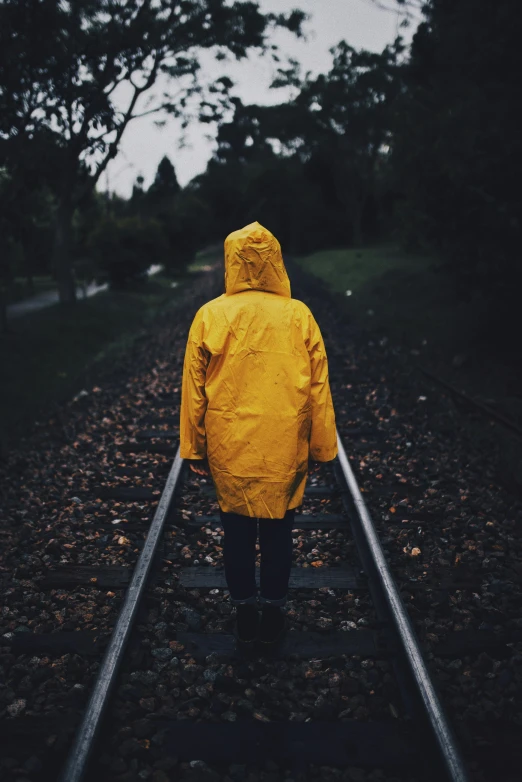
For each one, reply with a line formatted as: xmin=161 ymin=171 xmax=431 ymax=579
xmin=224 ymin=221 xmax=291 ymax=298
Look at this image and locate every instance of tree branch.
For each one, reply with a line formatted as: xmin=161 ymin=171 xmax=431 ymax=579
xmin=89 ymin=49 xmax=163 ymax=191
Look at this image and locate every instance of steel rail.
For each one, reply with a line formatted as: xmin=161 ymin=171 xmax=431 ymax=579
xmin=59 ymin=449 xmax=184 ymax=782
xmin=417 ymin=364 xmax=522 ymax=440
xmin=335 ymin=430 xmax=469 ymax=782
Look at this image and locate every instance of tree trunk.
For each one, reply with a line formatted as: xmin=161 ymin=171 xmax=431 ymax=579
xmin=52 ymin=199 xmax=76 ymax=304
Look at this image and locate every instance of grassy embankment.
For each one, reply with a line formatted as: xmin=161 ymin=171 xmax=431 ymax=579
xmin=293 ymin=243 xmax=522 ymax=490
xmin=295 ymin=243 xmax=484 ymax=359
xmin=293 ymin=242 xmax=519 ymax=395
xmin=0 ymin=248 xmax=220 ymax=451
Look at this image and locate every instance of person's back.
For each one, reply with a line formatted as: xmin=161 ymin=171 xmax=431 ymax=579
xmin=180 ymin=221 xmax=337 ymax=653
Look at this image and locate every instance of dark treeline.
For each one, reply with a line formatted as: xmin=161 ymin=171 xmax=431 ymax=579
xmin=195 ymin=0 xmax=522 ymax=317
xmin=1 ymin=0 xmax=520 ymax=333
xmin=0 ymin=0 xmax=305 ymax=314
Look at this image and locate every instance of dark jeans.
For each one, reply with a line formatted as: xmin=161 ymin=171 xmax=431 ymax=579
xmin=219 ymin=509 xmax=295 ymax=606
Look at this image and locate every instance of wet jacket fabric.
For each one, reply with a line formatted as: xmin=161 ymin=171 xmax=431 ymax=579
xmin=180 ymin=221 xmax=337 ymax=518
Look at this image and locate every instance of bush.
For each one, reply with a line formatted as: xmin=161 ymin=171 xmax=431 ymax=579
xmin=87 ymin=216 xmax=168 ymax=289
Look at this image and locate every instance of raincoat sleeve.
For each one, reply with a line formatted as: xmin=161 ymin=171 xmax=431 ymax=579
xmin=180 ymin=308 xmax=211 ymax=460
xmin=306 ymin=312 xmax=338 ymax=462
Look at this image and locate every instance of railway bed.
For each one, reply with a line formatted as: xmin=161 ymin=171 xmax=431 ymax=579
xmin=1 ymin=262 xmax=521 ymax=782
xmin=2 ymin=428 xmax=468 ymax=782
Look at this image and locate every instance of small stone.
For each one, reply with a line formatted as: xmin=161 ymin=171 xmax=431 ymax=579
xmin=130 ymin=670 xmax=159 ymax=686
xmin=183 ymin=608 xmax=202 ymax=630
xmin=236 ymin=698 xmax=254 ymax=713
xmin=184 ymin=760 xmax=221 ymax=781
xmin=152 ymin=771 xmax=171 ymax=782
xmin=221 ymin=710 xmax=237 ymax=722
xmin=154 ymin=622 xmax=168 ymax=640
xmin=151 ymin=647 xmax=173 ymax=661
xmin=7 ymin=698 xmax=26 ymax=717
xmin=447 ymin=659 xmax=462 ymax=671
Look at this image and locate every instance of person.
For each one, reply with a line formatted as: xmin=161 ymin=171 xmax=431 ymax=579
xmin=180 ymin=221 xmax=337 ymax=655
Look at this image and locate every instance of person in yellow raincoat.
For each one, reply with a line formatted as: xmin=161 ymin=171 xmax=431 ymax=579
xmin=180 ymin=221 xmax=337 ymax=653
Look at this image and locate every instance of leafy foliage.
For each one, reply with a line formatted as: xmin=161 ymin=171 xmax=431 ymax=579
xmin=389 ymin=0 xmax=522 ymax=310
xmin=0 ymin=0 xmax=305 ymax=301
xmin=193 ymin=39 xmax=403 ymax=251
xmin=88 ymin=214 xmax=167 ymax=289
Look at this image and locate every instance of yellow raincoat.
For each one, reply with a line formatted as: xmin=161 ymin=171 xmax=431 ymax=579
xmin=180 ymin=221 xmax=337 ymax=518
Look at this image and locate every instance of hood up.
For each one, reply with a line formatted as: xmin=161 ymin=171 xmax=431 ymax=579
xmin=224 ymin=221 xmax=291 ymax=298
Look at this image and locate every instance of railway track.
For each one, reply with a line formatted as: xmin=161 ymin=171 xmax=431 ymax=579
xmin=2 ymin=263 xmax=519 ymax=782
xmin=7 ymin=421 xmax=466 ymax=782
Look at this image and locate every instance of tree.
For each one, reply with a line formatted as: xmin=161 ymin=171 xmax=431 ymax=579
xmin=213 ymin=41 xmax=403 ymax=247
xmin=192 ymin=99 xmax=345 ymax=254
xmin=287 ymin=40 xmax=403 ymax=246
xmin=0 ymin=0 xmax=305 ymax=303
xmin=388 ymin=0 xmax=522 ymax=313
xmin=88 ymin=214 xmax=167 ymax=289
xmin=147 ymin=155 xmax=180 ymax=203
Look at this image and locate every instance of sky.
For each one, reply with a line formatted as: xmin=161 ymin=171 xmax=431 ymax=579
xmin=101 ymin=0 xmax=419 ymax=199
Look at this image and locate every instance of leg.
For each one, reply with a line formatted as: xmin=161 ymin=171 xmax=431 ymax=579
xmin=219 ymin=510 xmax=258 ymax=605
xmin=258 ymin=509 xmax=295 ymax=606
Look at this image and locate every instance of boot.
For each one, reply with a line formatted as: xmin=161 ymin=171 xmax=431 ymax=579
xmin=258 ymin=604 xmax=287 ymax=654
xmin=235 ymin=604 xmax=259 ymax=655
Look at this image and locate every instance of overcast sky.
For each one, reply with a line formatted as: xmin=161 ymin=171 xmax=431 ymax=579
xmin=102 ymin=0 xmax=419 ymax=199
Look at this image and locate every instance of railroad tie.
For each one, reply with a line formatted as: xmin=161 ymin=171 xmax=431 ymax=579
xmin=183 ymin=512 xmax=347 ymax=529
xmin=179 ymin=564 xmax=365 ymax=590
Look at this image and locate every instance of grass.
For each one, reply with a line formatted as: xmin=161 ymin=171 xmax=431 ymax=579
xmin=294 ymin=241 xmax=522 ymax=491
xmin=293 ymin=242 xmax=492 ymax=361
xmin=0 ymin=272 xmax=197 ymax=450
xmin=190 ymin=244 xmax=223 ymax=272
